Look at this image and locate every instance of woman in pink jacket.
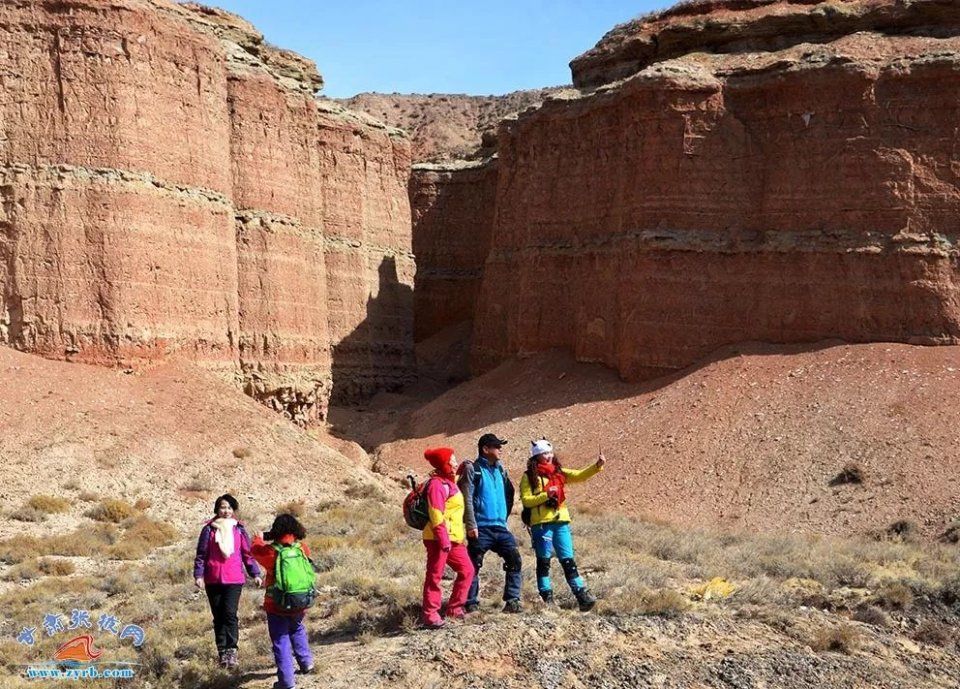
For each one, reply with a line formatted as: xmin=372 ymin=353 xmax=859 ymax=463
xmin=421 ymin=448 xmax=475 ymax=629
xmin=193 ymin=494 xmax=263 ymax=669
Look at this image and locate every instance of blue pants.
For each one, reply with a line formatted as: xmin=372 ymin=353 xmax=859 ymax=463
xmin=466 ymin=526 xmax=522 ymax=606
xmin=531 ymin=522 xmax=585 ymax=593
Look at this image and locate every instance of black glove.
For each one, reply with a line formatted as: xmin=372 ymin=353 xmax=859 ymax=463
xmin=545 ymin=497 xmax=559 ymax=509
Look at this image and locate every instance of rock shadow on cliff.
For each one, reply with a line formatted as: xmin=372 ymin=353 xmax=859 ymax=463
xmin=329 ymin=256 xmax=416 ymax=406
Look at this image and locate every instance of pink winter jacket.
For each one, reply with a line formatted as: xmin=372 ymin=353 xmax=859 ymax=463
xmin=193 ymin=520 xmax=261 ymax=585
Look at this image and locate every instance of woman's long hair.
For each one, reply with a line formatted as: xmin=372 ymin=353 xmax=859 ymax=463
xmin=526 ymin=453 xmax=563 ymax=494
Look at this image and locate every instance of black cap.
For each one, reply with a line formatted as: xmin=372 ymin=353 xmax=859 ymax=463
xmin=477 ymin=433 xmax=508 ymax=451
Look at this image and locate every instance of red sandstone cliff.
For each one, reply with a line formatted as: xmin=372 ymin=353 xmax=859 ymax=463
xmin=471 ymin=0 xmax=960 ymax=379
xmin=410 ymin=159 xmax=498 ymax=342
xmin=0 ymin=0 xmax=414 ymax=422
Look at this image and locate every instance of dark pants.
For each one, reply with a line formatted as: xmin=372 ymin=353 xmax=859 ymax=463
xmin=267 ymin=613 xmax=313 ymax=689
xmin=205 ymin=583 xmax=242 ymax=653
xmin=467 ymin=525 xmax=522 ymax=606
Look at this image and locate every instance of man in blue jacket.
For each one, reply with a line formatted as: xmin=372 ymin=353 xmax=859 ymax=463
xmin=457 ymin=432 xmax=522 ymax=613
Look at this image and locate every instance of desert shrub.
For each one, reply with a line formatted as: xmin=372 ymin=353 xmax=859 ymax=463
xmin=810 ymin=623 xmax=861 ymax=654
xmin=941 ymin=520 xmax=960 ymax=544
xmin=232 ymin=447 xmax=252 ymax=459
xmin=109 ymin=517 xmax=178 ymax=560
xmin=86 ymin=498 xmax=137 ymax=523
xmin=38 ymin=558 xmax=75 ymax=576
xmin=873 ymin=582 xmax=913 ymax=610
xmin=134 ymin=497 xmax=152 ymax=511
xmin=912 ymin=620 xmax=952 ymax=648
xmin=275 ymin=500 xmax=306 ymax=518
xmin=614 ymin=588 xmax=691 ymax=617
xmin=886 ymin=520 xmax=918 ymax=542
xmin=3 ymin=559 xmax=41 ymax=582
xmin=10 ymin=505 xmax=46 ymax=522
xmin=851 ymin=605 xmax=890 ymax=627
xmin=77 ymin=490 xmax=99 ymax=502
xmin=28 ymin=495 xmax=71 ymax=514
xmin=830 ymin=463 xmax=864 ymax=486
xmin=343 ymin=479 xmax=387 ymax=501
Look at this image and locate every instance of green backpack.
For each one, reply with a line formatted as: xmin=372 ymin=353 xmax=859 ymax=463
xmin=268 ymin=542 xmax=317 ymax=611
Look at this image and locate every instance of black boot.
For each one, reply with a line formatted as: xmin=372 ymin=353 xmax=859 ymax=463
xmin=574 ymin=587 xmax=596 ymax=612
xmin=539 ymin=590 xmax=555 ymax=605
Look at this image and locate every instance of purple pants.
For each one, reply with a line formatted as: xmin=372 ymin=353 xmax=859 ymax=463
xmin=266 ymin=613 xmax=313 ymax=688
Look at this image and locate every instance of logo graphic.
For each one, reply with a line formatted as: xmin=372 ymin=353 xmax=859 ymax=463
xmin=15 ymin=609 xmax=146 ymax=681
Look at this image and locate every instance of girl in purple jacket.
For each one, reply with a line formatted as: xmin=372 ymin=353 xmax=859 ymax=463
xmin=193 ymin=494 xmax=263 ymax=669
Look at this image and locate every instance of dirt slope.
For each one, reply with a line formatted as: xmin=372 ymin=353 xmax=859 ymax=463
xmin=373 ymin=342 xmax=960 ymax=538
xmin=0 ymin=347 xmax=370 ymax=540
xmin=340 ymin=89 xmax=563 ymax=161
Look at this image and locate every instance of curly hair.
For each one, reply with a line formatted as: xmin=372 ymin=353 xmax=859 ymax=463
xmin=264 ymin=513 xmax=306 ymax=541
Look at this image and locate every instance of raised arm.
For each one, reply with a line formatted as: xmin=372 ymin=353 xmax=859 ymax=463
xmin=562 ymin=461 xmax=603 ymax=484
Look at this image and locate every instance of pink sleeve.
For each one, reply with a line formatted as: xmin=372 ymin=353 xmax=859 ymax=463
xmin=426 ymin=479 xmax=451 ymax=549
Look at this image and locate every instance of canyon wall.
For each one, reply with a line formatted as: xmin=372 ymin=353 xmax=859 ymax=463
xmin=0 ymin=0 xmax=414 ymax=422
xmin=409 ymin=160 xmax=498 ymax=342
xmin=473 ymin=0 xmax=960 ymax=378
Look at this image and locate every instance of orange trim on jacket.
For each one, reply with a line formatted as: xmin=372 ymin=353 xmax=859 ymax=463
xmin=251 ymin=534 xmax=312 ymax=616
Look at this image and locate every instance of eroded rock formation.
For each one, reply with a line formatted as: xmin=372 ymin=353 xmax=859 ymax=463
xmin=409 ymin=159 xmax=498 ymax=342
xmin=0 ymin=0 xmax=414 ymax=422
xmin=341 ymin=90 xmax=561 ymax=162
xmin=471 ymin=0 xmax=960 ymax=378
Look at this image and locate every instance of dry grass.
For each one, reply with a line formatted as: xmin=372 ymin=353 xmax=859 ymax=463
xmin=852 ymin=605 xmax=890 ymax=627
xmin=810 ymin=623 xmax=861 ymax=654
xmin=9 ymin=505 xmax=47 ymax=522
xmin=27 ymin=494 xmax=72 ymax=513
xmin=275 ymin=499 xmax=307 ymax=518
xmin=108 ymin=516 xmax=179 ymax=559
xmin=232 ymin=446 xmax=252 ymax=459
xmin=77 ymin=490 xmax=99 ymax=502
xmin=0 ymin=524 xmax=117 ymax=564
xmin=38 ymin=557 xmax=76 ymax=576
xmin=86 ymin=497 xmax=138 ymax=523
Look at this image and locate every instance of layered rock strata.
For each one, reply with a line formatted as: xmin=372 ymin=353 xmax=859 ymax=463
xmin=472 ymin=3 xmax=960 ymax=378
xmin=0 ymin=0 xmax=414 ymax=422
xmin=410 ymin=159 xmax=498 ymax=342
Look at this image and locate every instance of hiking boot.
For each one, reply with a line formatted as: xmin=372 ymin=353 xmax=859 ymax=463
xmin=217 ymin=651 xmax=228 ymax=669
xmin=502 ymin=599 xmax=522 ymax=614
xmin=420 ymin=616 xmax=445 ymax=630
xmin=272 ymin=682 xmax=294 ymax=689
xmin=224 ymin=649 xmax=238 ymax=670
xmin=446 ymin=608 xmax=466 ymax=621
xmin=574 ymin=587 xmax=597 ymax=612
xmin=464 ymin=602 xmax=480 ymax=614
xmin=539 ymin=590 xmax=555 ymax=605
xmin=297 ymin=664 xmax=315 ymax=675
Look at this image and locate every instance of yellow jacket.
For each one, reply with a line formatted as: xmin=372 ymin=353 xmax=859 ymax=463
xmin=421 ymin=475 xmax=466 ymax=545
xmin=519 ymin=463 xmax=602 ymax=526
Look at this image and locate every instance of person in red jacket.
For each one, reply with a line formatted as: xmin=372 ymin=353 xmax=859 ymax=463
xmin=251 ymin=514 xmax=315 ymax=689
xmin=421 ymin=447 xmax=475 ymax=629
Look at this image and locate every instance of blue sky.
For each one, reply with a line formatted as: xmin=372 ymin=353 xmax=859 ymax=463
xmin=205 ymin=1 xmax=670 ymax=98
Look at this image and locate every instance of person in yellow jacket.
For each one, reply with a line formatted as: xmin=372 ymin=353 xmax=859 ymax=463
xmin=519 ymin=439 xmax=604 ymax=611
xmin=420 ymin=447 xmax=474 ymax=628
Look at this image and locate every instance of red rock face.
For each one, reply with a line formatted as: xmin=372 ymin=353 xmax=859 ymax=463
xmin=410 ymin=160 xmax=498 ymax=342
xmin=0 ymin=0 xmax=415 ymax=422
xmin=0 ymin=0 xmax=238 ymax=368
xmin=473 ymin=19 xmax=960 ymax=378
